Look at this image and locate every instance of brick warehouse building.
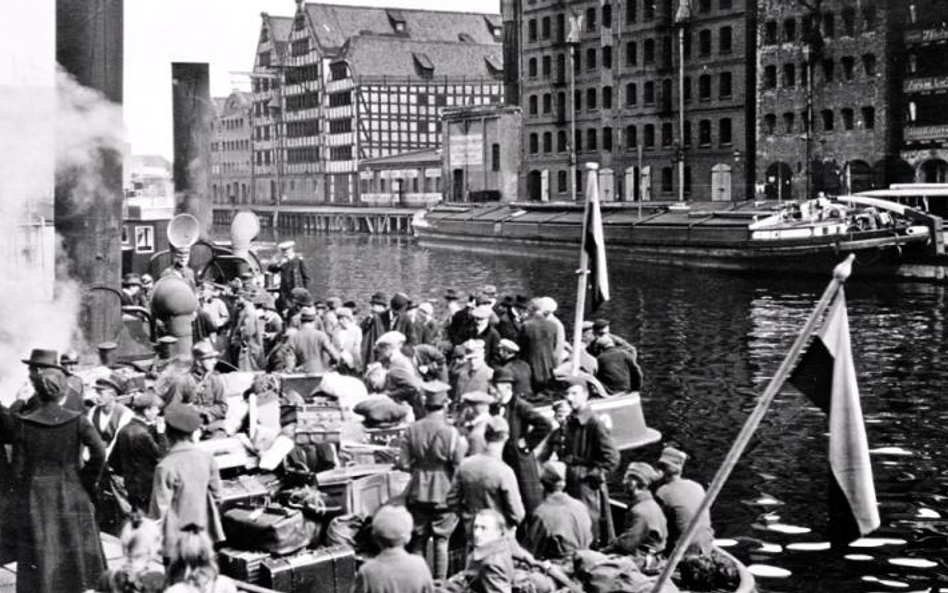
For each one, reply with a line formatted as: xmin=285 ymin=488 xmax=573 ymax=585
xmin=756 ymin=0 xmax=910 ymax=201
xmin=210 ymin=91 xmax=253 ymax=206
xmin=514 ymin=0 xmax=757 ymax=203
xmin=900 ymin=0 xmax=948 ymax=183
xmin=250 ymin=3 xmax=504 ymax=205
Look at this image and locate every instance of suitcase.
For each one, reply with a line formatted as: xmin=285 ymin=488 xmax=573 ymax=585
xmin=317 ymin=467 xmax=411 ymax=516
xmin=261 ymin=545 xmax=356 ymax=593
xmin=223 ymin=504 xmax=316 ymax=556
xmin=284 ymin=400 xmax=346 ymax=445
xmin=220 ymin=474 xmax=277 ymax=511
xmin=218 ymin=547 xmax=270 ymax=584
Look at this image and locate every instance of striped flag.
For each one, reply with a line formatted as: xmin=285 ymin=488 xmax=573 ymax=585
xmin=584 ymin=169 xmax=610 ymax=311
xmin=790 ymin=290 xmax=880 ymax=546
xmin=567 ymin=11 xmax=583 ymax=44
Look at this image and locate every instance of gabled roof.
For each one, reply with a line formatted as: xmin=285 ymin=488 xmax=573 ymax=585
xmin=344 ymin=36 xmax=503 ymax=80
xmin=257 ymin=13 xmax=294 ymax=65
xmin=304 ymin=3 xmax=501 ymax=52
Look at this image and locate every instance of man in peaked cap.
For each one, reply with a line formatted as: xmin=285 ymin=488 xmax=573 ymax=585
xmin=398 ymin=379 xmax=466 ymax=579
xmin=59 ymin=350 xmax=86 ymax=412
xmin=602 ymin=461 xmax=667 ymax=565
xmin=355 ymin=505 xmax=433 ymax=593
xmin=269 ymin=240 xmax=309 ymax=314
xmin=447 ymin=415 xmax=525 ymax=538
xmin=655 ymin=446 xmax=714 ymax=556
xmin=523 ymin=460 xmax=593 ymax=560
xmin=189 ymin=341 xmax=228 ymax=438
xmin=88 ymin=376 xmax=134 ymax=455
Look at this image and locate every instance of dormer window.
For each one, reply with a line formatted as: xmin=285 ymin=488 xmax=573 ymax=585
xmin=485 ymin=55 xmax=503 ymax=76
xmin=413 ymin=52 xmax=434 ymax=77
xmin=260 ymin=27 xmax=269 ymax=43
xmin=459 ymin=33 xmax=475 ymax=43
xmin=293 ymin=13 xmax=306 ymax=31
xmin=484 ymin=15 xmax=502 ymax=41
xmin=387 ymin=9 xmax=407 ymax=33
xmin=330 ymin=61 xmax=349 ymax=81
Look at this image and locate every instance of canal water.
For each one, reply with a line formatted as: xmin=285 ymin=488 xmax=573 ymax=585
xmin=261 ymin=231 xmax=948 ymax=592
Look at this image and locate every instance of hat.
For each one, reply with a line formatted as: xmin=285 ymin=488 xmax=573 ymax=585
xmin=141 ymin=273 xmax=154 ymax=285
xmin=21 ymin=348 xmax=61 ymax=369
xmin=390 ymin=292 xmax=410 ymax=312
xmin=658 ymin=447 xmax=688 ymax=472
xmin=624 ymin=462 xmax=659 ymax=486
xmin=95 ymin=377 xmax=124 ymax=394
xmin=582 ymin=320 xmax=595 ymax=331
xmin=595 ymin=335 xmax=616 ymax=349
xmin=418 ymin=302 xmax=434 ymax=316
xmin=514 ymin=295 xmax=530 ymax=310
xmin=536 ymin=297 xmax=557 ymax=314
xmin=471 ymin=305 xmax=492 ymax=320
xmin=326 ymin=297 xmax=342 ymax=310
xmin=475 ymin=295 xmax=493 ymax=306
xmin=278 ymin=240 xmax=295 ymax=251
xmin=60 ymin=350 xmax=79 ymax=366
xmin=122 ymin=273 xmax=142 ymax=287
xmin=314 ymin=300 xmax=327 ymax=310
xmin=290 ymin=287 xmax=311 ymax=304
xmin=343 ymin=300 xmax=358 ymax=310
xmin=462 ymin=339 xmax=485 ymax=357
xmin=482 ymin=284 xmax=498 ymax=298
xmin=444 ymin=288 xmax=459 ymax=300
xmin=35 ymin=368 xmax=67 ymax=402
xmin=422 ymin=381 xmax=450 ymax=408
xmin=131 ymin=391 xmax=164 ymax=411
xmin=461 ymin=391 xmax=493 ymax=405
xmin=98 ymin=341 xmax=118 ymax=352
xmin=491 ymin=367 xmax=515 ymax=384
xmin=164 ymin=404 xmax=202 ymax=433
xmin=157 ymin=335 xmax=178 ymax=345
xmin=497 ymin=339 xmax=519 ymax=353
xmin=593 ymin=318 xmax=611 ymax=331
xmin=192 ymin=341 xmax=219 ymax=360
xmin=540 ymin=461 xmax=567 ymax=486
xmin=299 ymin=306 xmax=318 ymax=321
xmin=484 ymin=416 xmax=510 ymax=441
xmin=370 ymin=292 xmax=388 ymax=306
xmin=375 ymin=331 xmax=406 ymax=348
xmin=372 ymin=505 xmax=414 ymax=544
xmin=335 ymin=306 xmax=354 ymax=320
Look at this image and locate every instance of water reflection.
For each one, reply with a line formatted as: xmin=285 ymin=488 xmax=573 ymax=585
xmin=261 ymin=232 xmax=948 ymax=591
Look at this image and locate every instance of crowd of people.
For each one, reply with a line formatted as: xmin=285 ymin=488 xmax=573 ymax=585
xmin=0 ymin=240 xmax=714 ymax=593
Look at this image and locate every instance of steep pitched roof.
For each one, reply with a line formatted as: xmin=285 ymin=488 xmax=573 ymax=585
xmin=344 ymin=36 xmax=503 ymax=80
xmin=304 ymin=3 xmax=501 ymax=52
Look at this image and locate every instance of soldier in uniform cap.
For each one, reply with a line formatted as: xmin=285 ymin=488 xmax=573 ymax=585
xmin=522 ymin=461 xmax=593 ymax=560
xmin=603 ymin=462 xmax=667 ymax=569
xmin=188 ymin=341 xmax=228 ymax=438
xmin=59 ymin=350 xmax=86 ymax=412
xmin=161 ymin=248 xmax=197 ymax=291
xmin=447 ymin=416 xmax=525 ymax=538
xmin=148 ymin=335 xmax=179 ymax=378
xmin=110 ymin=391 xmax=167 ymax=513
xmin=149 ymin=404 xmax=223 ymax=561
xmin=269 ymin=240 xmax=310 ymax=313
xmin=460 ymin=391 xmax=494 ymax=456
xmin=354 ymin=505 xmax=433 ymax=593
xmin=398 ymin=380 xmax=466 ymax=579
xmin=88 ymin=377 xmax=134 ymax=456
xmin=655 ymin=446 xmax=714 ymax=556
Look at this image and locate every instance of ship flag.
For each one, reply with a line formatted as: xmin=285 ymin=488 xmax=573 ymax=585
xmin=675 ymin=0 xmax=693 ymax=24
xmin=584 ymin=169 xmax=610 ymax=311
xmin=790 ymin=290 xmax=880 ymax=546
xmin=566 ymin=11 xmax=583 ymax=44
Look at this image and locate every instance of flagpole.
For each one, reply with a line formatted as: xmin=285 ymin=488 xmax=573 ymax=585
xmin=570 ymin=162 xmax=597 ymax=374
xmin=649 ymin=254 xmax=856 ymax=593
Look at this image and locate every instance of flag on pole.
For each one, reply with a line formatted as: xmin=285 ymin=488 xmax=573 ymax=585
xmin=584 ymin=168 xmax=610 ymax=311
xmin=567 ymin=11 xmax=583 ymax=44
xmin=675 ymin=0 xmax=693 ymax=24
xmin=790 ymin=290 xmax=880 ymax=546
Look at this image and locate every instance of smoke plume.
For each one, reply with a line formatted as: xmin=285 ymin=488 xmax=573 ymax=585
xmin=0 ymin=69 xmax=125 ymax=403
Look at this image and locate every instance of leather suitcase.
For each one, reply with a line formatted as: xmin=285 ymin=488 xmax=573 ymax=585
xmin=220 ymin=474 xmax=275 ymax=511
xmin=218 ymin=547 xmax=269 ymax=584
xmin=223 ymin=505 xmax=316 ymax=556
xmin=261 ymin=545 xmax=356 ymax=593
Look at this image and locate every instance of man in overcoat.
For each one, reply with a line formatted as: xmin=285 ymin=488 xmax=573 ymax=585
xmin=517 ymin=300 xmax=559 ymax=394
xmin=560 ymin=376 xmax=620 ymax=547
xmin=109 ymin=392 xmax=168 ymax=512
xmin=270 ymin=240 xmax=310 ymax=312
xmin=490 ymin=367 xmax=551 ymax=515
xmin=398 ymin=381 xmax=466 ymax=579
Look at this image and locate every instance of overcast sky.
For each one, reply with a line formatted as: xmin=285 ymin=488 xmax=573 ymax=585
xmin=126 ymin=0 xmax=500 ymax=159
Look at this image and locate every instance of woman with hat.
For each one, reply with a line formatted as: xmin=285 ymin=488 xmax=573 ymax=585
xmin=13 ymin=367 xmax=107 ymax=592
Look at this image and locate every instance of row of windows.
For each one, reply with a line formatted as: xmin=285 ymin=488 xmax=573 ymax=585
xmin=527 ymin=118 xmax=734 ymax=154
xmin=762 ymin=107 xmax=876 ymax=135
xmin=330 ymin=146 xmax=353 ymax=161
xmin=287 ymin=147 xmax=320 ymax=164
xmin=286 ymin=119 xmax=320 ymax=138
xmin=219 ymin=118 xmax=245 ymax=130
xmin=252 ymin=77 xmax=279 ymax=93
xmin=211 ymin=139 xmax=250 ymax=152
xmin=286 ymin=92 xmax=320 ymax=112
xmin=542 ymin=166 xmax=694 ymax=196
xmin=214 ymin=161 xmax=250 ymax=173
xmin=762 ymin=54 xmax=876 ymax=89
xmin=763 ymin=5 xmax=877 ymax=45
xmin=285 ymin=65 xmax=319 ymax=85
xmin=328 ymin=91 xmax=353 ymax=107
xmin=361 ymin=175 xmax=442 ymax=194
xmin=526 ymin=72 xmax=736 ymax=117
xmin=328 ymin=118 xmax=353 ymax=134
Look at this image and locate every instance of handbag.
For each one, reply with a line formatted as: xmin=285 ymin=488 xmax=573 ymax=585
xmin=223 ymin=504 xmax=317 ymax=556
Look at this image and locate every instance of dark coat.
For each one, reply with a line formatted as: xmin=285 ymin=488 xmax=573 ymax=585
xmin=518 ymin=317 xmax=559 ymax=393
xmin=493 ymin=396 xmax=552 ymax=515
xmin=274 ymin=256 xmax=310 ymax=302
xmin=447 ymin=308 xmax=476 ymax=346
xmin=109 ymin=417 xmax=168 ymax=512
xmin=495 ymin=359 xmax=533 ymax=399
xmin=602 ymin=490 xmax=667 ymax=557
xmin=361 ymin=311 xmax=392 ymax=366
xmin=14 ymin=402 xmax=106 ymax=593
xmin=655 ymin=477 xmax=714 ymax=555
xmin=595 ymin=346 xmax=643 ymax=394
xmin=354 ymin=547 xmax=434 ymax=593
xmin=475 ymin=326 xmax=502 ymax=367
xmin=0 ymin=405 xmax=15 ymax=564
xmin=190 ymin=368 xmax=228 ymax=432
xmin=560 ymin=405 xmax=621 ymax=546
xmin=399 ymin=411 xmax=466 ymax=507
xmin=522 ymin=491 xmax=593 ymax=560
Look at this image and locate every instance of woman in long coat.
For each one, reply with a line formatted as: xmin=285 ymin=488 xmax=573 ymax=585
xmin=14 ymin=368 xmax=106 ymax=593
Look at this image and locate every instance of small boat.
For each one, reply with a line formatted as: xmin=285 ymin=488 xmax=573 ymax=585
xmin=413 ymin=198 xmax=939 ymax=278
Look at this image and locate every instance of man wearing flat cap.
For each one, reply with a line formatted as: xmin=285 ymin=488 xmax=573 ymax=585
xmin=160 ymin=247 xmax=197 ymax=291
xmin=269 ymin=240 xmax=310 ymax=313
xmin=602 ymin=461 xmax=667 ymax=568
xmin=398 ymin=380 xmax=466 ymax=579
xmin=451 ymin=339 xmax=494 ymax=402
xmin=354 ymin=505 xmax=433 ymax=593
xmin=88 ymin=376 xmax=134 ymax=456
xmin=493 ymin=339 xmax=534 ymax=401
xmin=189 ymin=341 xmax=229 ymax=437
xmin=522 ymin=461 xmax=592 ymax=560
xmin=447 ymin=416 xmax=525 ymax=539
xmin=655 ymin=446 xmax=714 ymax=556
xmin=559 ymin=375 xmax=620 ymax=547
xmin=110 ymin=391 xmax=168 ymax=513
xmin=149 ymin=404 xmax=224 ymax=561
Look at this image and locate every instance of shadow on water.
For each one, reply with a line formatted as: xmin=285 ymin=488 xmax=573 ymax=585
xmin=254 ymin=231 xmax=948 ymax=592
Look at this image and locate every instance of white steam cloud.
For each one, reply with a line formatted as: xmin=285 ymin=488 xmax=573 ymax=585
xmin=0 ymin=69 xmax=125 ymax=404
